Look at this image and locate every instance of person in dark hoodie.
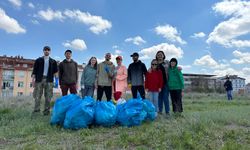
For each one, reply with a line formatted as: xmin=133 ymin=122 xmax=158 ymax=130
xmin=59 ymin=50 xmax=78 ymax=96
xmin=128 ymin=52 xmax=147 ymax=99
xmin=168 ymin=58 xmax=184 ymax=114
xmin=224 ymin=77 xmax=233 ymax=100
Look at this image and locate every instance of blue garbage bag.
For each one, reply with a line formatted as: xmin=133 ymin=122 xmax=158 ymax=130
xmin=117 ymin=99 xmax=146 ymax=127
xmin=94 ymin=101 xmax=117 ymax=127
xmin=63 ymin=96 xmax=95 ymax=129
xmin=50 ymin=94 xmax=81 ymax=125
xmin=143 ymin=99 xmax=156 ymax=121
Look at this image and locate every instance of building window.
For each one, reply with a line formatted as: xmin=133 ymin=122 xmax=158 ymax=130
xmin=18 ymin=81 xmax=24 ymax=87
xmin=17 ymin=92 xmax=23 ymax=96
xmin=23 ymin=64 xmax=28 ymax=67
xmin=18 ymin=71 xmax=25 ymax=78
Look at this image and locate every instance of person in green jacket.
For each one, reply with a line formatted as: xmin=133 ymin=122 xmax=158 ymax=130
xmin=168 ymin=58 xmax=184 ymax=113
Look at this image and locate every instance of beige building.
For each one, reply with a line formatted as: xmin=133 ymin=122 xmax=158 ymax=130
xmin=0 ymin=55 xmax=83 ymax=97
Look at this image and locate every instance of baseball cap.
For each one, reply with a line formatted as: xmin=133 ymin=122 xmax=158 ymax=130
xmin=65 ymin=49 xmax=72 ymax=54
xmin=130 ymin=52 xmax=139 ymax=57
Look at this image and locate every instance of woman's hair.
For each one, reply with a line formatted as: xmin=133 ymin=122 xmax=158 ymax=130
xmin=88 ymin=57 xmax=97 ymax=69
xmin=155 ymin=51 xmax=166 ymax=60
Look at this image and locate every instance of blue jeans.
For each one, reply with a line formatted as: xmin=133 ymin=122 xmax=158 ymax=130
xmin=226 ymin=90 xmax=233 ymax=100
xmin=158 ymin=84 xmax=170 ymax=114
xmin=148 ymin=92 xmax=159 ymax=112
xmin=81 ymin=85 xmax=95 ymax=98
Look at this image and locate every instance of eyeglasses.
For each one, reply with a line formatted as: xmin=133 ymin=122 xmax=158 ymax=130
xmin=151 ymin=64 xmax=158 ymax=66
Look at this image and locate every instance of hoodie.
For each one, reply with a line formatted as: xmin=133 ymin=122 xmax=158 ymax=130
xmin=168 ymin=58 xmax=184 ymax=90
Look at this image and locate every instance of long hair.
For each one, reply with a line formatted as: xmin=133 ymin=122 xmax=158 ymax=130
xmin=87 ymin=57 xmax=97 ymax=70
xmin=155 ymin=51 xmax=166 ymax=60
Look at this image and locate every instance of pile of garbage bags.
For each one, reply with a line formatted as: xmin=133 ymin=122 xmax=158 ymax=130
xmin=50 ymin=94 xmax=156 ymax=129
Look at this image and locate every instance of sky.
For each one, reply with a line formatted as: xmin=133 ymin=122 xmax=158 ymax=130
xmin=0 ymin=0 xmax=250 ymax=83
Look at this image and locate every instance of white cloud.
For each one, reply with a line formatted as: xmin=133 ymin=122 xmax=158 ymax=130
xmin=180 ymin=65 xmax=191 ymax=69
xmin=31 ymin=20 xmax=39 ymax=25
xmin=64 ymin=9 xmax=112 ymax=34
xmin=112 ymin=45 xmax=118 ymax=49
xmin=207 ymin=0 xmax=250 ymax=48
xmin=8 ymin=0 xmax=22 ymax=7
xmin=139 ymin=43 xmax=184 ymax=60
xmin=28 ymin=2 xmax=35 ymax=9
xmin=0 ymin=8 xmax=26 ymax=34
xmin=125 ymin=36 xmax=146 ymax=45
xmin=191 ymin=32 xmax=206 ymax=38
xmin=63 ymin=39 xmax=87 ymax=51
xmin=38 ymin=8 xmax=65 ymax=21
xmin=155 ymin=24 xmax=186 ymax=44
xmin=194 ymin=55 xmax=229 ymax=69
xmin=115 ymin=50 xmax=122 ymax=54
xmin=242 ymin=67 xmax=250 ymax=74
xmin=231 ymin=50 xmax=250 ymax=64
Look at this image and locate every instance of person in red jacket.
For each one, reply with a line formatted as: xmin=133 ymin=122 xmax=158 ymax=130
xmin=145 ymin=59 xmax=163 ymax=113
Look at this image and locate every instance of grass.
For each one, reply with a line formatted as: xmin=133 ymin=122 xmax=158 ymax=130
xmin=0 ymin=93 xmax=250 ymax=149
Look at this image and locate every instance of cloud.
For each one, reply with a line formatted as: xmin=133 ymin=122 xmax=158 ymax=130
xmin=36 ymin=8 xmax=112 ymax=34
xmin=180 ymin=65 xmax=192 ymax=69
xmin=194 ymin=55 xmax=229 ymax=69
xmin=207 ymin=0 xmax=250 ymax=48
xmin=125 ymin=36 xmax=146 ymax=45
xmin=191 ymin=32 xmax=206 ymax=38
xmin=112 ymin=45 xmax=118 ymax=49
xmin=63 ymin=39 xmax=87 ymax=51
xmin=115 ymin=50 xmax=122 ymax=54
xmin=139 ymin=43 xmax=184 ymax=60
xmin=155 ymin=24 xmax=186 ymax=44
xmin=242 ymin=67 xmax=250 ymax=74
xmin=64 ymin=9 xmax=112 ymax=34
xmin=8 ymin=0 xmax=22 ymax=7
xmin=38 ymin=8 xmax=65 ymax=21
xmin=231 ymin=50 xmax=250 ymax=64
xmin=31 ymin=20 xmax=39 ymax=25
xmin=0 ymin=8 xmax=26 ymax=34
xmin=28 ymin=2 xmax=35 ymax=9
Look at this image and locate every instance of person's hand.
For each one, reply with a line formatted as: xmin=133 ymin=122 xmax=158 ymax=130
xmin=148 ymin=68 xmax=152 ymax=73
xmin=159 ymin=88 xmax=161 ymax=92
xmin=54 ymin=77 xmax=59 ymax=88
xmin=32 ymin=80 xmax=35 ymax=88
xmin=145 ymin=89 xmax=148 ymax=92
xmin=128 ymin=83 xmax=132 ymax=88
xmin=177 ymin=66 xmax=182 ymax=71
xmin=104 ymin=66 xmax=109 ymax=73
xmin=81 ymin=85 xmax=85 ymax=89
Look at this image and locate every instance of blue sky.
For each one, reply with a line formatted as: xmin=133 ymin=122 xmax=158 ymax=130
xmin=0 ymin=0 xmax=250 ymax=83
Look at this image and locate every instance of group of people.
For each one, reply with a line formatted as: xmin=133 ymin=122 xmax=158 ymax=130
xmin=32 ymin=46 xmax=184 ymax=116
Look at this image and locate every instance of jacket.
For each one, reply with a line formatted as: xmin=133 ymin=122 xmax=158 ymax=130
xmin=114 ymin=65 xmax=127 ymax=93
xmin=224 ymin=80 xmax=233 ymax=91
xmin=97 ymin=61 xmax=115 ymax=86
xmin=127 ymin=60 xmax=147 ymax=86
xmin=145 ymin=69 xmax=163 ymax=92
xmin=80 ymin=65 xmax=97 ymax=86
xmin=59 ymin=59 xmax=78 ymax=85
xmin=158 ymin=60 xmax=169 ymax=85
xmin=32 ymin=57 xmax=58 ymax=82
xmin=168 ymin=62 xmax=184 ymax=90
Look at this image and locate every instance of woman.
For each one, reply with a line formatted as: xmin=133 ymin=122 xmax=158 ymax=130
xmin=80 ymin=57 xmax=97 ymax=98
xmin=113 ymin=56 xmax=127 ymax=100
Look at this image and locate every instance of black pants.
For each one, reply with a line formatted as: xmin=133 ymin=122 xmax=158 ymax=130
xmin=169 ymin=89 xmax=183 ymax=113
xmin=97 ymin=86 xmax=112 ymax=101
xmin=131 ymin=85 xmax=145 ymax=99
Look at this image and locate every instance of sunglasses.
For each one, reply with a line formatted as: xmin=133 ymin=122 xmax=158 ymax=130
xmin=151 ymin=64 xmax=158 ymax=66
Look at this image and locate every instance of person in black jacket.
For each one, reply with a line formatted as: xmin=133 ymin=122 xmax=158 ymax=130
xmin=32 ymin=46 xmax=58 ymax=115
xmin=224 ymin=77 xmax=233 ymax=100
xmin=128 ymin=52 xmax=147 ymax=99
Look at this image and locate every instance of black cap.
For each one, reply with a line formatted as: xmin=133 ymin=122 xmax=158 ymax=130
xmin=65 ymin=49 xmax=72 ymax=54
xmin=43 ymin=46 xmax=51 ymax=51
xmin=130 ymin=52 xmax=139 ymax=57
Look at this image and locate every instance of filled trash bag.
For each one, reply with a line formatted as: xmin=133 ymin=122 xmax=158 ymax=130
xmin=143 ymin=99 xmax=156 ymax=121
xmin=50 ymin=94 xmax=81 ymax=125
xmin=63 ymin=96 xmax=95 ymax=129
xmin=94 ymin=101 xmax=117 ymax=127
xmin=116 ymin=99 xmax=146 ymax=127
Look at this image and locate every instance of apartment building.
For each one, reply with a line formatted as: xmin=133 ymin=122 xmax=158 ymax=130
xmin=0 ymin=55 xmax=83 ymax=97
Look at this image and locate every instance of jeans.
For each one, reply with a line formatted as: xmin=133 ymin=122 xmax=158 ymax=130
xmin=97 ymin=86 xmax=112 ymax=101
xmin=131 ymin=85 xmax=145 ymax=99
xmin=81 ymin=85 xmax=95 ymax=98
xmin=169 ymin=89 xmax=183 ymax=113
xmin=148 ymin=92 xmax=159 ymax=112
xmin=226 ymin=90 xmax=233 ymax=100
xmin=158 ymin=84 xmax=170 ymax=114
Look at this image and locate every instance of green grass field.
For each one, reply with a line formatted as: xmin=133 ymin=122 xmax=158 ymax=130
xmin=0 ymin=93 xmax=249 ymax=150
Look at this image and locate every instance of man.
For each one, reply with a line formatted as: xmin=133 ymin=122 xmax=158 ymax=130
xmin=127 ymin=52 xmax=147 ymax=99
xmin=59 ymin=50 xmax=78 ymax=96
xmin=32 ymin=46 xmax=58 ymax=115
xmin=224 ymin=77 xmax=233 ymax=100
xmin=96 ymin=53 xmax=115 ymax=101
